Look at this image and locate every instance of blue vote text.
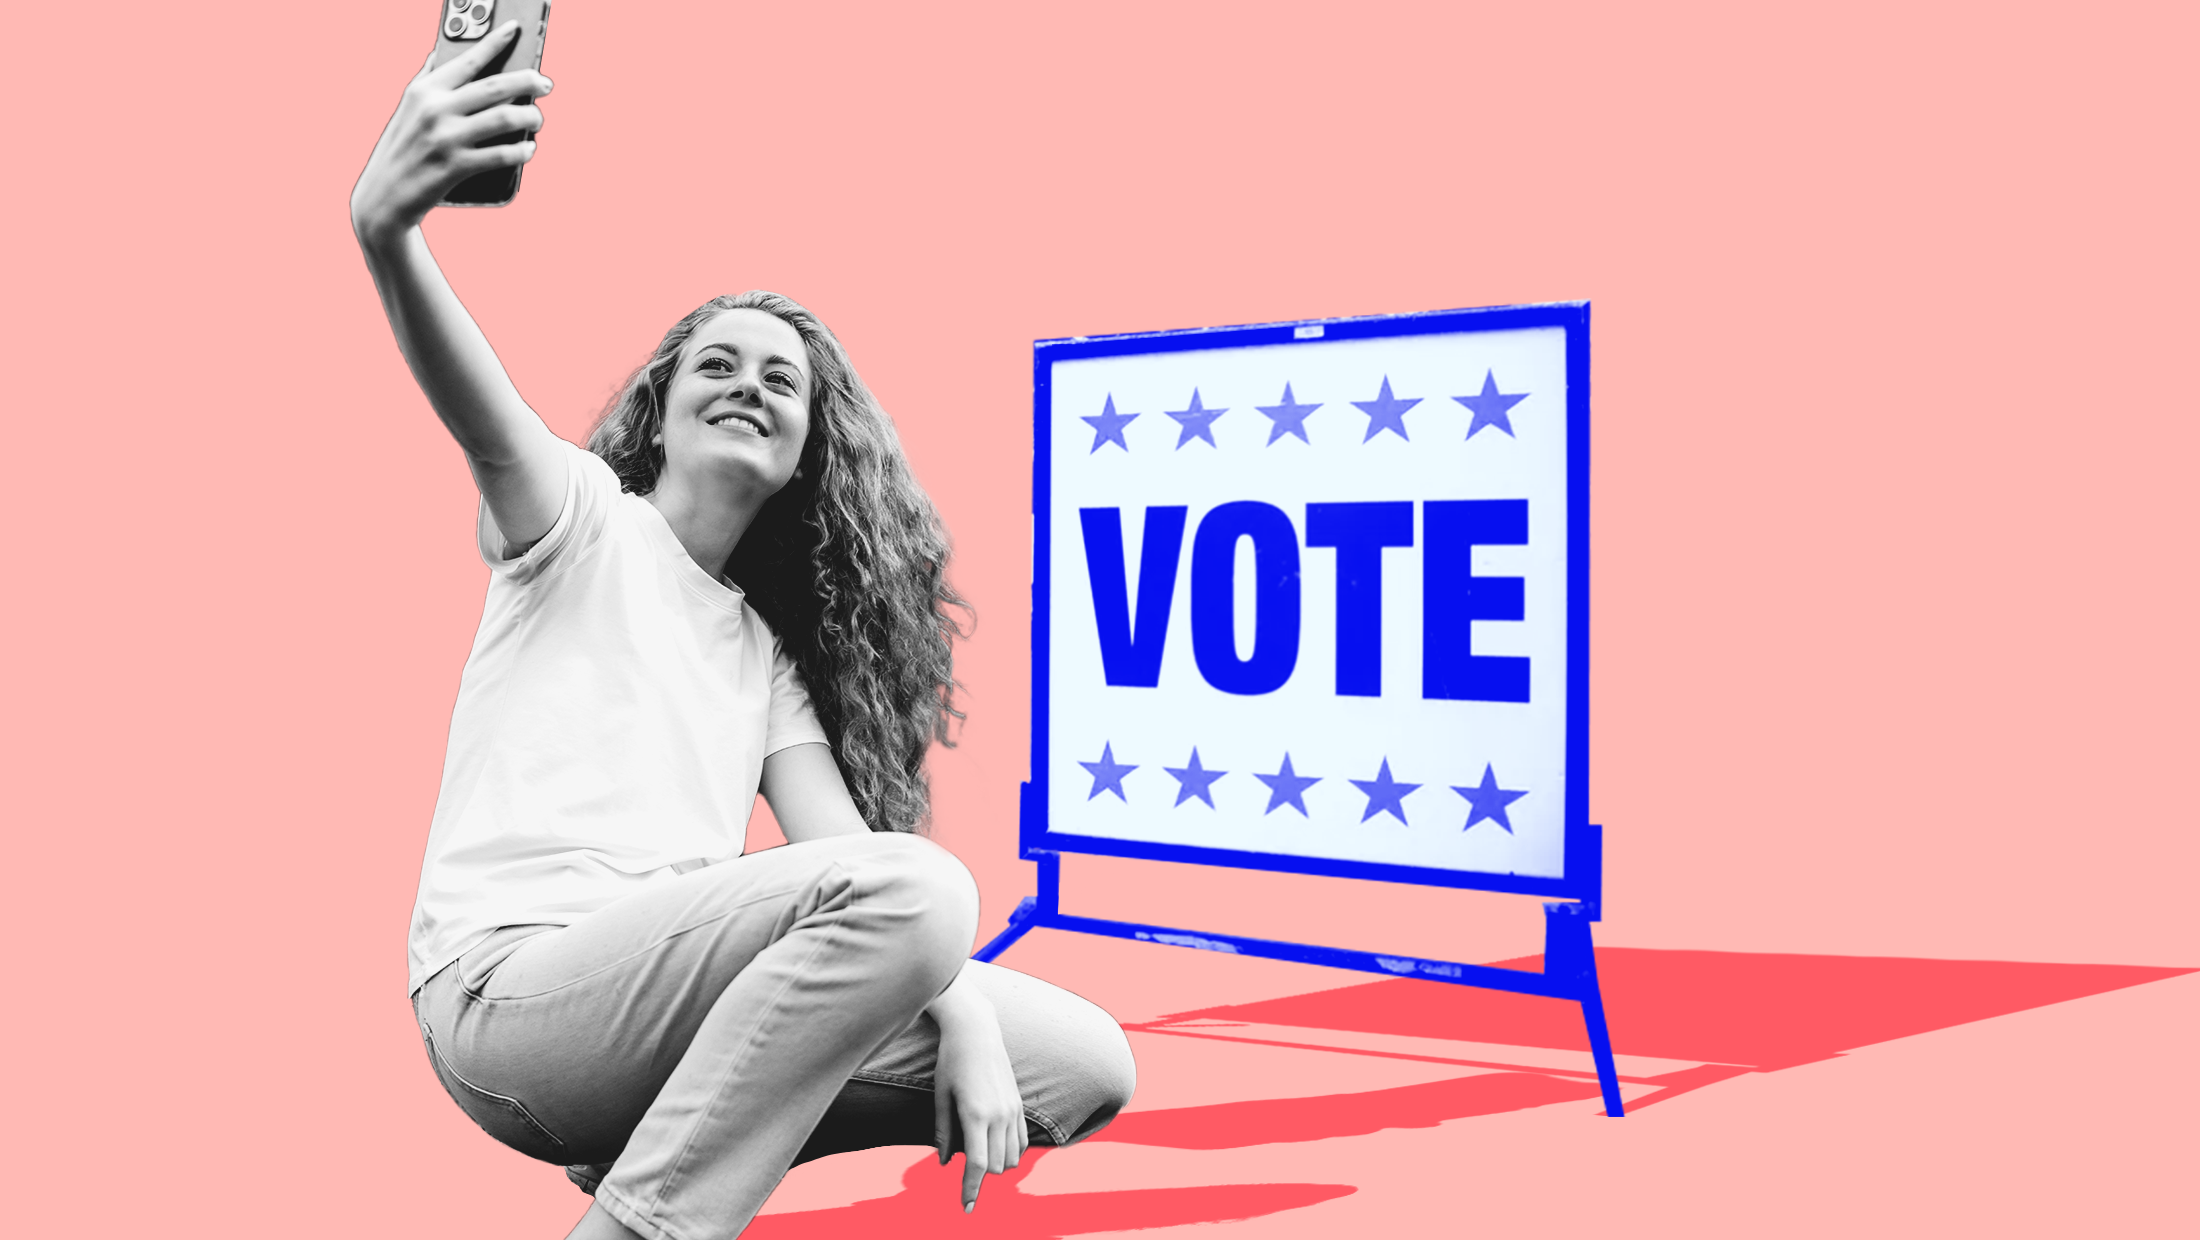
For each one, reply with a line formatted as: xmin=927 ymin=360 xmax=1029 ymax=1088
xmin=1078 ymin=501 xmax=1531 ymax=701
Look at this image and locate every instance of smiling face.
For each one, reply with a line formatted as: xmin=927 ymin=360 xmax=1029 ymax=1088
xmin=656 ymin=308 xmax=814 ymax=504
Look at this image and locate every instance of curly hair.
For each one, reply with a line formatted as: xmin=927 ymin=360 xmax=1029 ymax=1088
xmin=588 ymin=291 xmax=969 ymax=834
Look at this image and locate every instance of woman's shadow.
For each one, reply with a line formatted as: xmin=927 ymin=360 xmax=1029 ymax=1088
xmin=747 ymin=1069 xmax=1601 ymax=1237
xmin=744 ymin=1142 xmax=1355 ymax=1240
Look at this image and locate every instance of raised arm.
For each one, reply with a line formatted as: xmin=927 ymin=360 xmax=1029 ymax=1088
xmin=351 ymin=22 xmax=565 ymax=551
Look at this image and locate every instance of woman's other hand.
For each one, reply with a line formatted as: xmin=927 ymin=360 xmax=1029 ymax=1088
xmin=929 ymin=969 xmax=1027 ymax=1212
xmin=351 ymin=22 xmax=552 ymax=248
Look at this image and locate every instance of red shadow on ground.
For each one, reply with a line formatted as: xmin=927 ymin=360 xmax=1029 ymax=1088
xmin=1153 ymin=949 xmax=2194 ymax=1072
xmin=762 ymin=951 xmax=2190 ymax=1232
xmin=748 ymin=1147 xmax=1353 ymax=1240
xmin=1089 ymin=1069 xmax=1602 ymax=1148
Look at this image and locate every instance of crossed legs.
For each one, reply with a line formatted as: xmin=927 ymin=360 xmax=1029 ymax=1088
xmin=413 ymin=833 xmax=1134 ymax=1240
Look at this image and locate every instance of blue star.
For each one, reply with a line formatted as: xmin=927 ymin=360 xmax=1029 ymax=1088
xmin=1255 ymin=383 xmax=1322 ymax=445
xmin=1078 ymin=742 xmax=1136 ymax=801
xmin=1081 ymin=395 xmax=1138 ymax=453
xmin=1349 ymin=758 xmax=1420 ymax=823
xmin=1165 ymin=389 xmax=1229 ymax=448
xmin=1252 ymin=753 xmax=1321 ymax=816
xmin=1452 ymin=371 xmax=1530 ymax=439
xmin=1453 ymin=764 xmax=1528 ymax=833
xmin=1351 ymin=377 xmax=1420 ymax=442
xmin=1163 ymin=747 xmax=1227 ymax=807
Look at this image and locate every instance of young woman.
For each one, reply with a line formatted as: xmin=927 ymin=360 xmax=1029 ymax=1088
xmin=352 ymin=25 xmax=1134 ymax=1240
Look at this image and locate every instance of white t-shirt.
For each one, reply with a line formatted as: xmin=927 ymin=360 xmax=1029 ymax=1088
xmin=407 ymin=442 xmax=830 ymax=993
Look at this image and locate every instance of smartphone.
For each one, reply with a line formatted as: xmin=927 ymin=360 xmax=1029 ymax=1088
xmin=429 ymin=0 xmax=552 ymax=207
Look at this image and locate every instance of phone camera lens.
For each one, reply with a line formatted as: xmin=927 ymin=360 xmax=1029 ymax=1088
xmin=470 ymin=3 xmax=490 ymax=19
xmin=447 ymin=17 xmax=465 ymax=35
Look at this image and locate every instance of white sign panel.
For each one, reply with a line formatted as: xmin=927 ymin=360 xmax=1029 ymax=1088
xmin=1030 ymin=304 xmax=1591 ymax=894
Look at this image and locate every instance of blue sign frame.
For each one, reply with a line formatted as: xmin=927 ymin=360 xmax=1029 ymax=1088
xmin=977 ymin=301 xmax=1624 ymax=1116
xmin=1028 ymin=301 xmax=1595 ymax=902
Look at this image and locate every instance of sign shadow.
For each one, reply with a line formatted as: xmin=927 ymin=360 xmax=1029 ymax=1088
xmin=1134 ymin=948 xmax=2195 ymax=1112
xmin=756 ymin=950 xmax=2186 ymax=1236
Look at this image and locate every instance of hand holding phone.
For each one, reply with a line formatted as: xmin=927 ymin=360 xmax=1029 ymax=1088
xmin=429 ymin=1 xmax=553 ymax=206
xmin=351 ymin=20 xmax=552 ymax=245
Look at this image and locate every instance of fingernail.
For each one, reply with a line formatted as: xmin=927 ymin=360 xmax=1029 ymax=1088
xmin=965 ymin=1203 xmax=975 ymax=1214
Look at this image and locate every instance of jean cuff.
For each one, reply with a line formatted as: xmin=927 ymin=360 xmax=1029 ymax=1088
xmin=593 ymin=1183 xmax=686 ymax=1240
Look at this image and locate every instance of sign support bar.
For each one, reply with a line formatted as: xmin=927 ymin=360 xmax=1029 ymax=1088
xmin=975 ymin=822 xmax=1626 ymax=1117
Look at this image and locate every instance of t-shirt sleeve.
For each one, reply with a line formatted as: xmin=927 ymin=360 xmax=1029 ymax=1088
xmin=476 ymin=440 xmax=621 ymax=582
xmin=763 ymin=634 xmax=832 ymax=757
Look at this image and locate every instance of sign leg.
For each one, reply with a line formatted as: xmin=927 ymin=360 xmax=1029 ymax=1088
xmin=973 ymin=851 xmax=1060 ymax=963
xmin=974 ymin=896 xmax=1038 ymax=962
xmin=1544 ymin=900 xmax=1625 ymax=1117
xmin=1579 ymin=986 xmax=1625 ymax=1117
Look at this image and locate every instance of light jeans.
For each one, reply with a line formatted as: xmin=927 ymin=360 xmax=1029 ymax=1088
xmin=411 ymin=832 xmax=1135 ymax=1240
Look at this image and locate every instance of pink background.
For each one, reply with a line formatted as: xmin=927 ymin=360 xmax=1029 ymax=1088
xmin=4 ymin=1 xmax=2192 ymax=1236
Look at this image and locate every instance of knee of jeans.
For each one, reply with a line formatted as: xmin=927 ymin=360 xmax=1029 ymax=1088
xmin=1082 ymin=1018 xmax=1139 ymax=1139
xmin=866 ymin=833 xmax=980 ymax=973
xmin=1048 ymin=1000 xmax=1137 ymax=1145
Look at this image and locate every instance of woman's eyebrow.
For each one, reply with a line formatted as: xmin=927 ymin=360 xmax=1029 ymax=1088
xmin=696 ymin=342 xmax=807 ymax=378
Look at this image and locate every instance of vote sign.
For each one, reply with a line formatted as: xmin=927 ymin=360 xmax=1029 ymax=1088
xmin=1027 ymin=303 xmax=1592 ymax=897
